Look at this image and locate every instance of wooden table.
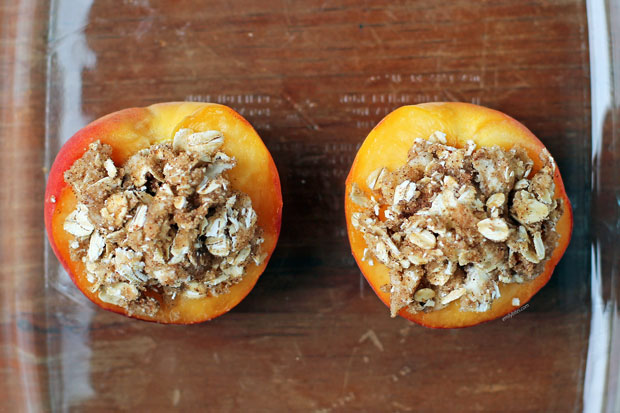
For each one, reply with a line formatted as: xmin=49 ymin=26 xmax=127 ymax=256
xmin=1 ymin=0 xmax=592 ymax=410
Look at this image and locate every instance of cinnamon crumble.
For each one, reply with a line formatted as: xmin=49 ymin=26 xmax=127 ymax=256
xmin=63 ymin=129 xmax=265 ymax=317
xmin=350 ymin=132 xmax=563 ymax=316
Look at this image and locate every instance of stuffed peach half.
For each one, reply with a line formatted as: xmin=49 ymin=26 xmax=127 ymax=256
xmin=345 ymin=102 xmax=572 ymax=328
xmin=45 ymin=102 xmax=282 ymax=323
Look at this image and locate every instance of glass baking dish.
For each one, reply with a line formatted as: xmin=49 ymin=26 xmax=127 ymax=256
xmin=1 ymin=0 xmax=618 ymax=410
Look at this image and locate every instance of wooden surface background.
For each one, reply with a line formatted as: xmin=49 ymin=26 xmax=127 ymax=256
xmin=1 ymin=0 xmax=593 ymax=411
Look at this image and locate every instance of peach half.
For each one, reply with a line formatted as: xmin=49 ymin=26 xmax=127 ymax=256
xmin=345 ymin=102 xmax=572 ymax=328
xmin=45 ymin=102 xmax=282 ymax=323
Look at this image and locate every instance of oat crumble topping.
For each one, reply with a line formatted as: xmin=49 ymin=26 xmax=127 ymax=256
xmin=63 ymin=129 xmax=265 ymax=317
xmin=350 ymin=132 xmax=563 ymax=316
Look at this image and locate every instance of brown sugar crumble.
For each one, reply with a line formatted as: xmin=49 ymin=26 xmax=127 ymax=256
xmin=350 ymin=131 xmax=563 ymax=316
xmin=63 ymin=129 xmax=265 ymax=317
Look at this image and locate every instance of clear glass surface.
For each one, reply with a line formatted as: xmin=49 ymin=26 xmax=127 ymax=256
xmin=0 ymin=0 xmax=617 ymax=411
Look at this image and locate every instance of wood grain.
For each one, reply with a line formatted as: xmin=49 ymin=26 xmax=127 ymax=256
xmin=0 ymin=0 xmax=50 ymax=411
xmin=3 ymin=0 xmax=592 ymax=411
